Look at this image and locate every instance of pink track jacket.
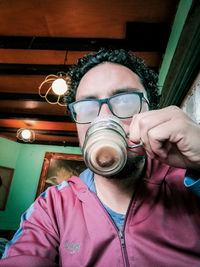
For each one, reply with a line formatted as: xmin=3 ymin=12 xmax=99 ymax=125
xmin=1 ymin=158 xmax=200 ymax=266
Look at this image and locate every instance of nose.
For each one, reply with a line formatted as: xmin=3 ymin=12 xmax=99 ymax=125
xmin=99 ymin=102 xmax=112 ymax=116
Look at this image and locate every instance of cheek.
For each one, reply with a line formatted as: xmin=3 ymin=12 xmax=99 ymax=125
xmin=121 ymin=118 xmax=132 ymax=136
xmin=77 ymin=124 xmax=89 ymax=148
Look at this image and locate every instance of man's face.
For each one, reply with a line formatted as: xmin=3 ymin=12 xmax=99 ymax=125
xmin=75 ymin=62 xmax=148 ymax=149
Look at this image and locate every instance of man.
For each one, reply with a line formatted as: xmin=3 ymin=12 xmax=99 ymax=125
xmin=1 ymin=48 xmax=200 ymax=266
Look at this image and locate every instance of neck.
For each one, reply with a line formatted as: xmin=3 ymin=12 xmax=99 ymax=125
xmin=94 ymin=157 xmax=146 ymax=214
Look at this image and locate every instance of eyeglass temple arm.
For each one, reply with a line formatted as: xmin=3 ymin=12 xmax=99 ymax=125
xmin=142 ymin=95 xmax=150 ymax=106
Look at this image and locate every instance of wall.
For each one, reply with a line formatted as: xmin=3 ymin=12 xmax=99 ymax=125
xmin=158 ymin=0 xmax=193 ymax=92
xmin=182 ymin=72 xmax=200 ymax=124
xmin=0 ymin=137 xmax=81 ymax=230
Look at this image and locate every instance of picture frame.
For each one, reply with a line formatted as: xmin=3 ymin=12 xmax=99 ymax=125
xmin=0 ymin=166 xmax=14 ymax=210
xmin=35 ymin=152 xmax=86 ymax=198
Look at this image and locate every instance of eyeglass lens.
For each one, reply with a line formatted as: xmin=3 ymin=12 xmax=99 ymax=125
xmin=72 ymin=93 xmax=141 ymax=123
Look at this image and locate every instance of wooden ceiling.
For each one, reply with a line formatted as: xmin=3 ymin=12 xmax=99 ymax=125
xmin=0 ymin=0 xmax=179 ymax=146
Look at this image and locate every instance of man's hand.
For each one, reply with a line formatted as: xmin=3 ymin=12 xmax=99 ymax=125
xmin=129 ymin=106 xmax=200 ymax=171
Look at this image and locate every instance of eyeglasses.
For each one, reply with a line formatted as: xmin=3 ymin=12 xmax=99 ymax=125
xmin=68 ymin=92 xmax=148 ymax=124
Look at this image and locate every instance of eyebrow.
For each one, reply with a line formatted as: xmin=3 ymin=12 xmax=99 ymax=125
xmin=112 ymin=87 xmax=142 ymax=95
xmin=77 ymin=95 xmax=97 ymax=101
xmin=77 ymin=88 xmax=142 ymax=101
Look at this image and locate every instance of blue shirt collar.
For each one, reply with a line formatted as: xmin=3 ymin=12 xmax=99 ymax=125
xmin=79 ymin=168 xmax=96 ymax=193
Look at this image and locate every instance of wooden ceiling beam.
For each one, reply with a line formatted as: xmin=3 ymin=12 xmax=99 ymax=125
xmin=0 ymin=63 xmax=70 ymax=75
xmin=0 ymin=119 xmax=77 ymax=131
xmin=0 ymin=36 xmax=145 ymax=51
xmin=0 ymin=22 xmax=170 ymax=52
xmin=0 ymin=113 xmax=70 ymax=123
xmin=0 ymin=63 xmax=158 ymax=75
xmin=0 ymin=50 xmax=91 ymax=65
xmin=0 ymin=49 xmax=161 ymax=67
xmin=0 ymin=131 xmax=79 ymax=146
xmin=0 ymin=127 xmax=77 ymax=137
xmin=0 ymin=92 xmax=56 ymax=101
xmin=17 ymin=140 xmax=79 ymax=147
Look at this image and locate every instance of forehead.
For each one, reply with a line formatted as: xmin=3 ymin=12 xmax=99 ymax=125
xmin=76 ymin=62 xmax=145 ymax=99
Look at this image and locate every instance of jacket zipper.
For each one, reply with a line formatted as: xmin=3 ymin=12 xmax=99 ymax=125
xmin=118 ymin=229 xmax=130 ymax=267
xmin=92 ymin=192 xmax=132 ymax=267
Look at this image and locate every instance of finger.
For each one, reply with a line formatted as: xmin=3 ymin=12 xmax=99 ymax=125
xmin=130 ymin=106 xmax=179 ymax=142
xmin=147 ymin=120 xmax=179 ymax=159
xmin=149 ymin=138 xmax=173 ymax=159
xmin=130 ymin=107 xmax=177 ymax=156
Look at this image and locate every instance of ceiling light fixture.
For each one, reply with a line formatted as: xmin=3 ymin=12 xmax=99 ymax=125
xmin=38 ymin=71 xmax=70 ymax=106
xmin=17 ymin=128 xmax=35 ymax=142
xmin=38 ymin=51 xmax=70 ymax=106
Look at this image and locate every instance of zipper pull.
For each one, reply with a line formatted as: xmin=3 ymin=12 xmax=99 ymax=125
xmin=118 ymin=230 xmax=125 ymax=248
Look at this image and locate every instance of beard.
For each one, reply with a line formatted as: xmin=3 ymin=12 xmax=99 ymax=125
xmin=96 ymin=151 xmax=146 ymax=182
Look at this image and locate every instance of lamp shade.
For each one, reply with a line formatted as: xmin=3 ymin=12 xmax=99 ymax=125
xmin=38 ymin=72 xmax=70 ymax=106
xmin=17 ymin=128 xmax=35 ymax=142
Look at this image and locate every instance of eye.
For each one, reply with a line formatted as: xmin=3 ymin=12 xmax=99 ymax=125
xmin=73 ymin=100 xmax=100 ymax=123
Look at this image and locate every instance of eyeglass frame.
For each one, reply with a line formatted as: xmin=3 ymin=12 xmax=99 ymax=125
xmin=68 ymin=91 xmax=149 ymax=124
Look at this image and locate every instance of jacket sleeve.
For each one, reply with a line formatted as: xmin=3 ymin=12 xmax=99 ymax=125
xmin=184 ymin=170 xmax=200 ymax=197
xmin=0 ymin=256 xmax=58 ymax=267
xmin=1 ymin=188 xmax=60 ymax=266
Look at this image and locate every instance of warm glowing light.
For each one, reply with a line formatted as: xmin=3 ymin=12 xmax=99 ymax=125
xmin=17 ymin=128 xmax=35 ymax=142
xmin=38 ymin=73 xmax=70 ymax=106
xmin=52 ymin=78 xmax=68 ymax=95
xmin=21 ymin=129 xmax=31 ymax=140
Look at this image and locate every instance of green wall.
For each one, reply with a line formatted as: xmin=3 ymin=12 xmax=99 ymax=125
xmin=158 ymin=0 xmax=193 ymax=92
xmin=0 ymin=137 xmax=81 ymax=230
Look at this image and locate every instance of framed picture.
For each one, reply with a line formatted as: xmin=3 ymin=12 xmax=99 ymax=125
xmin=0 ymin=166 xmax=14 ymax=210
xmin=35 ymin=152 xmax=86 ymax=198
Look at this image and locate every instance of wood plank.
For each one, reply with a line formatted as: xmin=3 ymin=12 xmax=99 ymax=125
xmin=35 ymin=134 xmax=79 ymax=142
xmin=0 ymin=119 xmax=77 ymax=131
xmin=0 ymin=50 xmax=91 ymax=65
xmin=0 ymin=132 xmax=79 ymax=142
xmin=0 ymin=132 xmax=80 ymax=146
xmin=0 ymin=0 xmax=178 ymax=38
xmin=0 ymin=75 xmax=51 ymax=93
xmin=0 ymin=100 xmax=67 ymax=116
xmin=0 ymin=50 xmax=161 ymax=67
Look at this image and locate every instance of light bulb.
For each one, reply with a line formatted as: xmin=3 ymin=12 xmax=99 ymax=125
xmin=21 ymin=129 xmax=31 ymax=140
xmin=52 ymin=78 xmax=68 ymax=95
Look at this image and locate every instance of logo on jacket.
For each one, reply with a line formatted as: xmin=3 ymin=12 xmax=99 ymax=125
xmin=64 ymin=240 xmax=81 ymax=254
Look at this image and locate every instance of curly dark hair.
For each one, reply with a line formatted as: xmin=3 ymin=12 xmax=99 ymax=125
xmin=64 ymin=48 xmax=160 ymax=110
